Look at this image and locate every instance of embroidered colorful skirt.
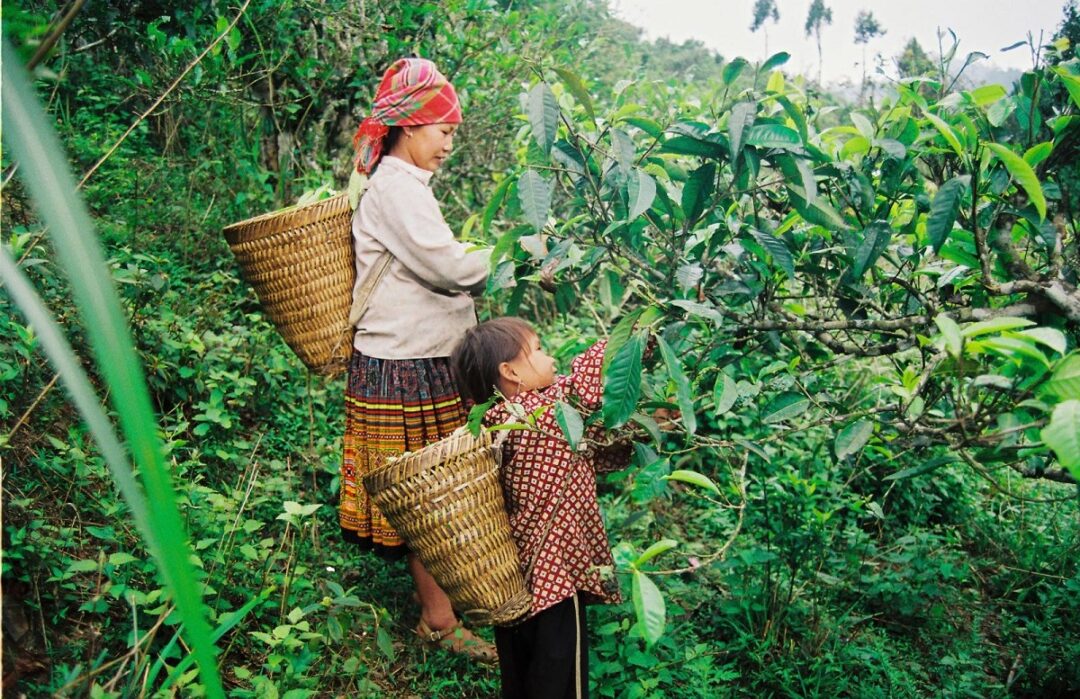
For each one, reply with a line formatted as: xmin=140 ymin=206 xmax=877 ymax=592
xmin=339 ymin=350 xmax=467 ymax=559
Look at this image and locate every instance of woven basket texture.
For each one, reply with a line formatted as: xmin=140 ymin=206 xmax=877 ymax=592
xmin=223 ymin=193 xmax=355 ymax=375
xmin=363 ymin=429 xmax=531 ymax=626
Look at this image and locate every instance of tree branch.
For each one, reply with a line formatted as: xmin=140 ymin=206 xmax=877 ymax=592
xmin=1010 ymin=465 xmax=1077 ymax=485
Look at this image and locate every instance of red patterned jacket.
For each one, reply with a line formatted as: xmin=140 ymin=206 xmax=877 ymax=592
xmin=483 ymin=340 xmax=632 ymax=618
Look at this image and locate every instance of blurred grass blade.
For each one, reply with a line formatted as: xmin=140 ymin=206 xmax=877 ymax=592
xmin=0 ymin=251 xmax=152 ymax=531
xmin=1 ymin=38 xmax=223 ymax=698
xmin=148 ymin=588 xmax=271 ymax=692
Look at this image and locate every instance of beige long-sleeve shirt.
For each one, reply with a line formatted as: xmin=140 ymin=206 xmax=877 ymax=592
xmin=351 ymin=156 xmax=490 ymax=359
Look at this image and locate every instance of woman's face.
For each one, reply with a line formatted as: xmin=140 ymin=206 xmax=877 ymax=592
xmin=400 ymin=122 xmax=459 ymax=172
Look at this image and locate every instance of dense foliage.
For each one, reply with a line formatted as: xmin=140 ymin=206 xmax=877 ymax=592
xmin=3 ymin=1 xmax=1079 ymax=697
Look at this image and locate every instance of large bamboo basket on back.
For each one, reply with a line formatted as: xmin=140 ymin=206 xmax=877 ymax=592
xmin=223 ymin=193 xmax=355 ymax=376
xmin=363 ymin=428 xmax=531 ymax=626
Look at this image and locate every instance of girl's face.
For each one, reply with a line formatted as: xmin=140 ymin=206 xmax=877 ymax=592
xmin=400 ymin=122 xmax=459 ymax=172
xmin=502 ymin=333 xmax=557 ymax=393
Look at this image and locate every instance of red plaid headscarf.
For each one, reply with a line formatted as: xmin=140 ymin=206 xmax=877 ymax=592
xmin=353 ymin=58 xmax=462 ymax=175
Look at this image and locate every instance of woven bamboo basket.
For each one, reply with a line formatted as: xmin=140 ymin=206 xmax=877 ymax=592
xmin=363 ymin=429 xmax=531 ymax=627
xmin=223 ymin=193 xmax=355 ymax=376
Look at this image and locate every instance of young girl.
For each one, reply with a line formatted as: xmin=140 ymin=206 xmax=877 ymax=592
xmin=451 ymin=317 xmax=634 ymax=699
xmin=339 ymin=57 xmax=495 ymax=662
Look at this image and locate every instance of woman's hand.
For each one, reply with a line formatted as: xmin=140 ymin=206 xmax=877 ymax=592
xmin=651 ymin=407 xmax=682 ymax=431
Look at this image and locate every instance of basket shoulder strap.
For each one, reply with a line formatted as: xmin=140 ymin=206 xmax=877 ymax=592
xmin=348 ymin=251 xmax=393 ymax=327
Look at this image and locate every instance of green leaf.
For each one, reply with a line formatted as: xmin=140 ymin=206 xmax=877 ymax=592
xmin=656 ymin=336 xmax=697 ymax=435
xmin=109 ymin=552 xmax=139 ymax=566
xmin=723 ymin=57 xmax=749 ymax=84
xmin=670 ymin=300 xmax=723 ymax=325
xmin=884 ymin=455 xmax=958 ymax=481
xmin=733 ymin=437 xmax=770 ymax=462
xmin=552 ymin=140 xmax=588 ymax=182
xmin=851 ymin=221 xmax=892 ymax=278
xmin=634 ymin=538 xmax=679 ymax=567
xmin=631 ymin=570 xmax=666 ymax=646
xmin=935 ymin=314 xmax=963 ymax=359
xmin=988 ymin=98 xmax=1017 ymax=127
xmin=68 ymin=559 xmax=101 ymax=573
xmin=1052 ymin=66 xmax=1080 ymax=109
xmin=773 ymin=154 xmax=817 ymax=206
xmin=1 ymin=40 xmax=223 ymax=698
xmin=750 ymin=229 xmax=795 ymax=278
xmin=603 ymin=333 xmax=645 ymax=429
xmin=627 ymin=170 xmax=656 ymax=220
xmin=676 ymin=263 xmax=703 ymax=292
xmin=924 ymin=110 xmax=964 ymax=157
xmin=612 ymin=129 xmax=636 ymax=173
xmin=851 ymin=112 xmax=875 ymax=140
xmin=1042 ymin=400 xmax=1080 ymax=477
xmin=347 ymin=170 xmax=368 ymax=210
xmin=517 ymin=170 xmax=553 ymax=233
xmin=1044 ymin=353 xmax=1080 ymax=400
xmin=926 ymin=175 xmax=969 ymax=252
xmin=553 ymin=401 xmax=584 ymax=451
xmin=745 ymin=124 xmax=802 ymax=150
xmin=1018 ymin=327 xmax=1067 ymax=356
xmin=960 ymin=316 xmax=1034 ymax=338
xmin=787 ymin=182 xmax=850 ymax=230
xmin=553 ymin=67 xmax=595 ymax=121
xmin=624 ymin=116 xmax=664 ymax=138
xmin=971 ymin=336 xmax=1049 ymax=367
xmin=603 ymin=308 xmax=646 ymax=373
xmin=713 ymin=374 xmax=737 ymax=416
xmin=761 ymin=51 xmax=790 ymax=72
xmin=482 ymin=176 xmax=513 ymax=235
xmin=762 ymin=392 xmax=809 ymax=424
xmin=841 ymin=135 xmax=872 ymax=158
xmin=664 ymin=469 xmax=721 ymax=496
xmin=834 ymin=420 xmax=873 ymax=460
xmin=527 ymin=82 xmax=559 ymax=156
xmin=630 ymin=413 xmax=663 ymax=444
xmin=681 ymin=162 xmax=716 ymax=226
xmin=876 ymin=139 xmax=907 ymax=160
xmin=969 ymin=84 xmax=1007 ymax=106
xmin=1023 ymin=141 xmax=1054 ymax=168
xmin=728 ymin=101 xmax=756 ymax=160
xmin=985 ymin=142 xmax=1047 ymax=220
xmin=661 ymin=135 xmax=726 ymax=159
xmin=376 ymin=626 xmax=396 ymax=662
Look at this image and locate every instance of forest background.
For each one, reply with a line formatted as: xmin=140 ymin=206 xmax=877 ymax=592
xmin=2 ymin=0 xmax=1080 ymax=696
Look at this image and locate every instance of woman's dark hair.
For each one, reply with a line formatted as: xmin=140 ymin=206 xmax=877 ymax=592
xmin=372 ymin=126 xmax=404 ymax=172
xmin=451 ymin=317 xmax=535 ymax=405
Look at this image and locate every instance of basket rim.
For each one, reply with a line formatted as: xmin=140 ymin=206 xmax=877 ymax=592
xmin=223 ymin=191 xmax=350 ymax=237
xmin=365 ymin=428 xmax=496 ymax=492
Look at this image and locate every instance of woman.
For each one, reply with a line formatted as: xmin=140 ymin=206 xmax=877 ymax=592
xmin=338 ymin=57 xmax=494 ymax=662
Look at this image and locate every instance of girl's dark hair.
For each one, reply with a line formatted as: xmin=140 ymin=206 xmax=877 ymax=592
xmin=451 ymin=317 xmax=535 ymax=405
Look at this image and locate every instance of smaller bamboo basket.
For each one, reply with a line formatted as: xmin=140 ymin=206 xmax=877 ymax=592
xmin=363 ymin=429 xmax=531 ymax=627
xmin=223 ymin=193 xmax=355 ymax=376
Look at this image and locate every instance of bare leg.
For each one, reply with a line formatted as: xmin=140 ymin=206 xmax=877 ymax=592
xmin=407 ymin=552 xmax=498 ymax=663
xmin=407 ymin=552 xmax=457 ymax=630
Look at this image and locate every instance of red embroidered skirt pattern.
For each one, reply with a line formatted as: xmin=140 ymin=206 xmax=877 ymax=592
xmin=339 ymin=351 xmax=466 ymax=555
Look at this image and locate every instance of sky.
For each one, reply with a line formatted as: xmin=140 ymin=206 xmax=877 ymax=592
xmin=612 ymin=0 xmax=1070 ymax=84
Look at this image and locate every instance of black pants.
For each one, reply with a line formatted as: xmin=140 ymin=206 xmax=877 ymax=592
xmin=494 ymin=594 xmax=588 ymax=699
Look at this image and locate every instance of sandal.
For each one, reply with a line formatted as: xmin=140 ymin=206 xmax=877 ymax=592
xmin=415 ymin=619 xmax=498 ymax=665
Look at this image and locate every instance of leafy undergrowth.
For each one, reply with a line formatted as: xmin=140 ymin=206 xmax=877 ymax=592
xmin=5 ymin=0 xmax=1080 ymax=696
